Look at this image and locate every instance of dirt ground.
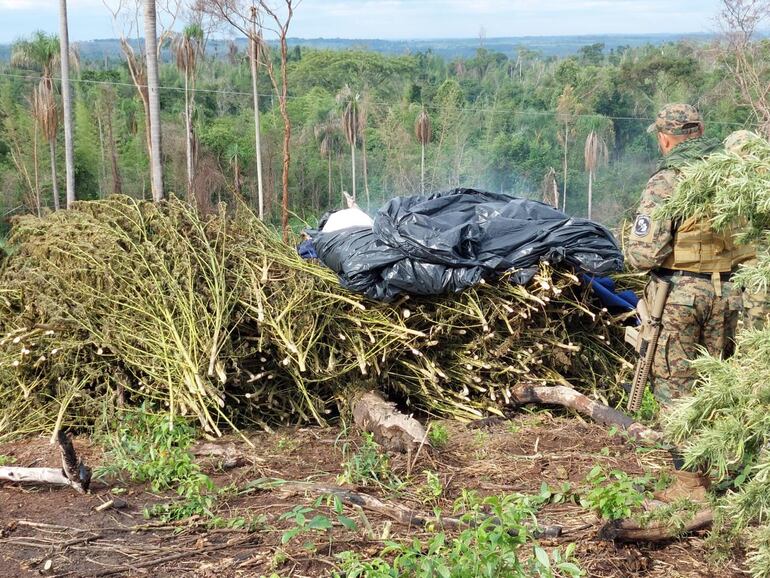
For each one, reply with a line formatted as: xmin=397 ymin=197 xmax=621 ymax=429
xmin=0 ymin=412 xmax=747 ymax=578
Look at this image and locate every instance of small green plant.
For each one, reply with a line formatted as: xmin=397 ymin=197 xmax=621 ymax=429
xmin=279 ymin=495 xmax=357 ymax=546
xmin=338 ymin=432 xmax=402 ymax=490
xmin=0 ymin=454 xmax=15 ymax=466
xmin=276 ymin=435 xmax=300 ymax=453
xmin=635 ymin=388 xmax=660 ymax=423
xmin=417 ymin=470 xmax=444 ymax=506
xmin=580 ymin=466 xmax=650 ymax=520
xmin=333 ymin=491 xmax=584 ymax=578
xmin=538 ymin=481 xmax=575 ymax=505
xmin=428 ymin=423 xmax=449 ymax=449
xmin=97 ymin=407 xmax=216 ymax=521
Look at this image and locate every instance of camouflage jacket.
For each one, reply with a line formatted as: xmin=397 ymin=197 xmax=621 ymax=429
xmin=625 ymin=137 xmax=721 ymax=271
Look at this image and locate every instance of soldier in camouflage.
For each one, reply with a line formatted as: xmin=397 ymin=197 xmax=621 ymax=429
xmin=724 ymin=130 xmax=770 ymax=329
xmin=625 ymin=104 xmax=755 ymax=408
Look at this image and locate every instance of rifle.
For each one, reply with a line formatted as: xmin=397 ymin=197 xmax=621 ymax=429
xmin=625 ymin=276 xmax=671 ymax=413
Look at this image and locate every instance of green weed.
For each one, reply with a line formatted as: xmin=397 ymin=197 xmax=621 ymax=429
xmin=333 ymin=491 xmax=583 ymax=578
xmin=338 ymin=432 xmax=402 ymax=490
xmin=580 ymin=466 xmax=650 ymax=520
xmin=96 ymin=408 xmax=216 ymax=522
xmin=428 ymin=423 xmax=449 ymax=449
xmin=279 ymin=495 xmax=357 ymax=547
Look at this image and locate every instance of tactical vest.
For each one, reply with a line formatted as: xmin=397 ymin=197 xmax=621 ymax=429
xmin=661 ymin=215 xmax=755 ymax=273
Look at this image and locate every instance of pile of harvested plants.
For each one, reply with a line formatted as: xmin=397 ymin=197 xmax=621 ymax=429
xmin=0 ymin=196 xmax=632 ymax=440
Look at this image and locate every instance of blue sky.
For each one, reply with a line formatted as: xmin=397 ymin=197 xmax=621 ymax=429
xmin=0 ymin=0 xmax=723 ymax=43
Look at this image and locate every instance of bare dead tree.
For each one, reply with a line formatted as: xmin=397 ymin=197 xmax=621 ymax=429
xmin=103 ymin=0 xmax=181 ymax=198
xmin=198 ymin=1 xmax=267 ymax=218
xmin=719 ymin=0 xmax=770 ymax=137
xmin=257 ymin=0 xmax=300 ymax=242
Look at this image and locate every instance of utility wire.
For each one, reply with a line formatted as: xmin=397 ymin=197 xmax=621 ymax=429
xmin=0 ymin=69 xmax=758 ymax=128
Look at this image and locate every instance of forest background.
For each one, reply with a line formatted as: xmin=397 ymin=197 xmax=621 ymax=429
xmin=0 ymin=6 xmax=765 ymax=238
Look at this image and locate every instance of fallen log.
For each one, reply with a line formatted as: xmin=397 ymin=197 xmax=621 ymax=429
xmin=352 ymin=390 xmax=427 ymax=453
xmin=598 ymin=508 xmax=713 ymax=542
xmin=510 ymin=384 xmax=662 ymax=443
xmin=0 ymin=432 xmax=91 ymax=493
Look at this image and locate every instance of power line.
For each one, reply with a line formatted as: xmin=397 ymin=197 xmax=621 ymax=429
xmin=0 ymin=69 xmax=758 ymax=128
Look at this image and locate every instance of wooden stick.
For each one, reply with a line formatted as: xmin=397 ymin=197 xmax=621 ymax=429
xmin=0 ymin=467 xmax=82 ymax=489
xmin=510 ymin=384 xmax=662 ymax=443
xmin=598 ymin=509 xmax=713 ymax=542
xmin=0 ymin=432 xmax=91 ymax=493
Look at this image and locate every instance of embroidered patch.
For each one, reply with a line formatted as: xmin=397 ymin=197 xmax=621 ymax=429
xmin=633 ymin=215 xmax=651 ymax=237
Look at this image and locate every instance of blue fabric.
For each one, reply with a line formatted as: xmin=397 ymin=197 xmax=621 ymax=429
xmin=581 ymin=274 xmax=638 ymax=314
xmin=298 ymin=239 xmax=318 ymax=259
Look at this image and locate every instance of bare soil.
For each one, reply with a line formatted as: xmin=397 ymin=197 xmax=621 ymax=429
xmin=0 ymin=412 xmax=746 ymax=578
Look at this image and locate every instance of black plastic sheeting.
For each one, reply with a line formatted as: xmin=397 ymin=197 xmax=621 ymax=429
xmin=310 ymin=189 xmax=623 ymax=301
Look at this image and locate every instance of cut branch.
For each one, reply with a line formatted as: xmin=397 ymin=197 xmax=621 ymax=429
xmin=510 ymin=383 xmax=662 ymax=443
xmin=598 ymin=508 xmax=713 ymax=542
xmin=0 ymin=432 xmax=91 ymax=493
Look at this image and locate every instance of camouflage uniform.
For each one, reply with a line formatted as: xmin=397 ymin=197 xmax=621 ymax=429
xmin=625 ymin=104 xmax=749 ymax=406
xmin=724 ymin=130 xmax=770 ymax=330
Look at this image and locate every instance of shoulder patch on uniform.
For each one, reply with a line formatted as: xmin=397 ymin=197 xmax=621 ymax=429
xmin=633 ymin=215 xmax=651 ymax=237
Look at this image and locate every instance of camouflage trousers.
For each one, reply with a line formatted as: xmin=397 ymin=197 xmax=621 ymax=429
xmin=743 ymin=288 xmax=770 ymax=330
xmin=647 ymin=275 xmax=742 ymax=406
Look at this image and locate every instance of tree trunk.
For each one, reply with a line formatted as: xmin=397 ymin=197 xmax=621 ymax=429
xmin=599 ymin=509 xmax=713 ymax=542
xmin=421 ymin=141 xmax=426 ymax=194
xmin=587 ymin=169 xmax=593 ymax=219
xmin=350 ymin=143 xmax=356 ymax=201
xmin=104 ymin=98 xmax=122 ymax=195
xmin=32 ymin=120 xmax=41 ymax=216
xmin=278 ymin=42 xmax=291 ymax=242
xmin=144 ymin=0 xmax=164 ymax=202
xmin=249 ymin=26 xmax=264 ymax=219
xmin=96 ymin=111 xmax=107 ymax=195
xmin=562 ymin=122 xmax=568 ymax=212
xmin=362 ymin=124 xmax=370 ymax=210
xmin=327 ymin=154 xmax=332 ymax=208
xmin=49 ymin=139 xmax=60 ymax=211
xmin=233 ymin=155 xmax=242 ymax=198
xmin=59 ymin=0 xmax=75 ymax=208
xmin=184 ymin=72 xmax=193 ymax=201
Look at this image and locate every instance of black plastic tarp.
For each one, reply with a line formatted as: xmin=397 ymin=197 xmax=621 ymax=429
xmin=310 ymin=188 xmax=623 ymax=301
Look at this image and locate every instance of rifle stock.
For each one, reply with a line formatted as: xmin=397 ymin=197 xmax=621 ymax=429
xmin=627 ymin=276 xmax=671 ymax=413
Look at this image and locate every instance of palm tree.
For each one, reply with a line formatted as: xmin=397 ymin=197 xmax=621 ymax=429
xmin=172 ymin=23 xmax=204 ymax=202
xmin=360 ymin=90 xmax=372 ymax=209
xmin=414 ymin=109 xmax=432 ymax=194
xmin=31 ymin=80 xmax=59 ymax=210
xmin=12 ymin=32 xmax=61 ymax=210
xmin=337 ymin=85 xmax=360 ymax=201
xmin=59 ymin=0 xmax=75 ymax=208
xmin=584 ymin=131 xmax=609 ymax=220
xmin=226 ymin=143 xmax=243 ymax=199
xmin=541 ymin=167 xmax=559 ymax=208
xmin=144 ymin=0 xmax=163 ymax=201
